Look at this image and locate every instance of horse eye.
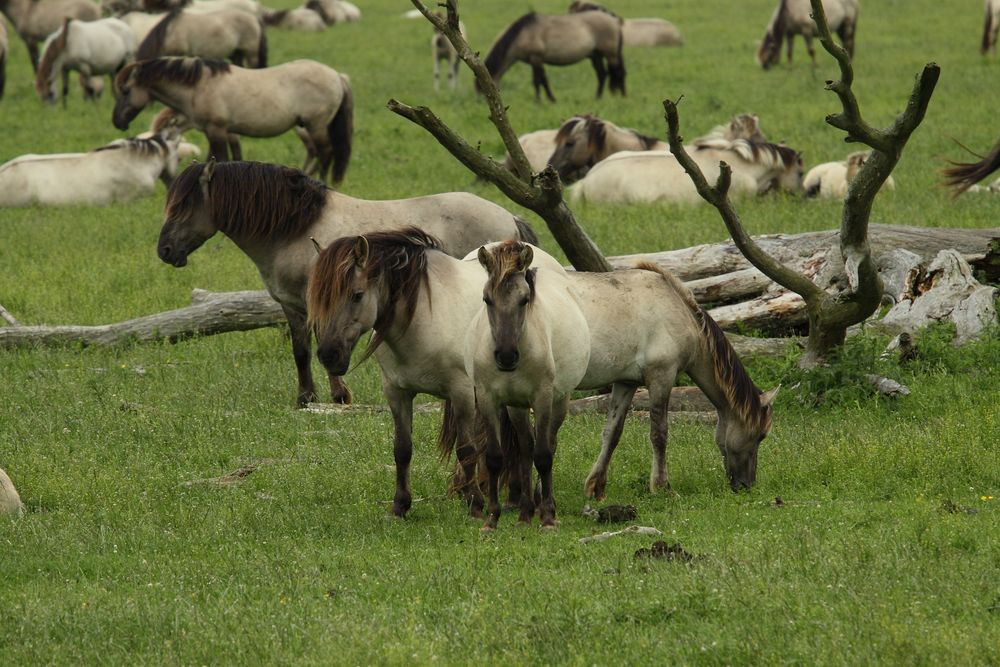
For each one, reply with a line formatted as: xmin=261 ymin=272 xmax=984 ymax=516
xmin=565 ymin=141 xmax=575 ymax=148
xmin=351 ymin=291 xmax=363 ymax=303
xmin=483 ymin=297 xmax=493 ymax=306
xmin=519 ymin=297 xmax=529 ymax=307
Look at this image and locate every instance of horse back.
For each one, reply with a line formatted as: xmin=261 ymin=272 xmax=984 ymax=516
xmin=538 ymin=12 xmax=620 ymax=62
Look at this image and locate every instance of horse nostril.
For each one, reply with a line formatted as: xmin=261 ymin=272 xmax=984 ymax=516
xmin=158 ymin=245 xmax=171 ymax=261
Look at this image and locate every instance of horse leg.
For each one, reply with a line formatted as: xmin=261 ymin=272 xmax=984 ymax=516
xmin=385 ymin=386 xmax=416 ymax=518
xmin=505 ymin=407 xmax=535 ymax=523
xmin=647 ymin=370 xmax=678 ymax=493
xmin=786 ymin=34 xmax=794 ymax=64
xmin=228 ymin=136 xmax=243 ymax=161
xmin=281 ymin=306 xmax=318 ymax=407
xmin=532 ymin=390 xmax=559 ymax=528
xmin=538 ymin=66 xmax=556 ymax=103
xmin=590 ymin=53 xmax=607 ymax=98
xmin=328 ymin=373 xmax=352 ymax=404
xmin=584 ymin=382 xmax=637 ymax=500
xmin=61 ymin=71 xmax=69 ymax=107
xmin=206 ymin=128 xmax=230 ymax=162
xmin=449 ymin=58 xmax=459 ymax=90
xmin=838 ymin=21 xmax=856 ymax=58
xmin=804 ymin=34 xmax=817 ymax=66
xmin=479 ymin=404 xmax=505 ymax=531
xmin=433 ymin=56 xmax=441 ymax=92
xmin=26 ymin=41 xmax=39 ymax=72
xmin=451 ymin=396 xmax=485 ymax=518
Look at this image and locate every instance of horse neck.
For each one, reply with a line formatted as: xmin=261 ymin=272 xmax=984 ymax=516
xmin=607 ymin=126 xmax=648 ymax=155
xmin=148 ymin=79 xmax=196 ymax=115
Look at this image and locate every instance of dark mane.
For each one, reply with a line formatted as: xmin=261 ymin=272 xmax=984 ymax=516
xmin=483 ymin=240 xmax=534 ymax=293
xmin=635 ymin=131 xmax=660 ymax=150
xmin=164 ymin=161 xmax=328 ymax=241
xmin=307 ymin=227 xmax=442 ymax=359
xmin=35 ymin=17 xmax=70 ymax=95
xmin=484 ymin=13 xmax=537 ymax=75
xmin=137 ymin=9 xmax=181 ymax=60
xmin=119 ymin=57 xmax=231 ymax=91
xmin=93 ymin=134 xmax=168 ymax=156
xmin=567 ymin=1 xmax=619 ymax=19
xmin=586 ymin=117 xmax=607 ymax=153
xmin=942 ymin=136 xmax=1000 ymax=196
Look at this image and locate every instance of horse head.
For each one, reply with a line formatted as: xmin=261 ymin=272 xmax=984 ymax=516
xmin=157 ymin=159 xmax=218 ymax=267
xmin=112 ymin=63 xmax=150 ymax=130
xmin=477 ymin=242 xmax=535 ymax=372
xmin=308 ymin=235 xmax=380 ymax=376
xmin=716 ymin=386 xmax=779 ymax=491
xmin=547 ymin=115 xmax=599 ymax=183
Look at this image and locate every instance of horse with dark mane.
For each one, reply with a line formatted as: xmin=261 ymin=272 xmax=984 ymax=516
xmin=112 ymin=57 xmax=351 ymax=181
xmin=0 ymin=0 xmax=99 ymax=70
xmin=35 ymin=17 xmax=136 ymax=105
xmin=136 ymin=8 xmax=266 ymax=67
xmin=481 ymin=10 xmax=625 ymax=102
xmin=757 ymin=0 xmax=858 ymax=69
xmin=157 ymin=160 xmax=540 ymax=407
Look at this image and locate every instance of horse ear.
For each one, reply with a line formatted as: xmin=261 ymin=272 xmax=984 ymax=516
xmin=516 ymin=244 xmax=534 ymax=270
xmin=310 ymin=236 xmax=324 ymax=255
xmin=353 ymin=236 xmax=369 ymax=268
xmin=760 ymin=385 xmax=780 ymax=407
xmin=477 ymin=246 xmax=494 ymax=272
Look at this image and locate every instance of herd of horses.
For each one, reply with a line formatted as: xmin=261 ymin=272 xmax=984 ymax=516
xmin=2 ymin=0 xmax=1000 ymax=530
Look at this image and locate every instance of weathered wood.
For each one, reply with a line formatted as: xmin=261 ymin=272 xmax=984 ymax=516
xmin=708 ymin=291 xmax=808 ymax=334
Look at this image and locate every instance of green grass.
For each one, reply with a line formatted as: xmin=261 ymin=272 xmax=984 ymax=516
xmin=2 ymin=0 xmax=999 ymax=664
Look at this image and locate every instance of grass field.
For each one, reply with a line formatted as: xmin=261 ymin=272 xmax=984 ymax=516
xmin=1 ymin=0 xmax=999 ymax=664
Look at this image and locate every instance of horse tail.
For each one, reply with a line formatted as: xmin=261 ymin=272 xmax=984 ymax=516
xmin=256 ymin=20 xmax=268 ymax=68
xmin=496 ymin=407 xmax=518 ymax=491
xmin=262 ymin=9 xmax=286 ymax=26
xmin=608 ymin=18 xmax=626 ymax=95
xmin=983 ymin=0 xmax=995 ymax=54
xmin=513 ymin=216 xmax=539 ymax=245
xmin=483 ymin=13 xmax=537 ymax=81
xmin=326 ymin=74 xmax=354 ymax=183
xmin=137 ymin=9 xmax=180 ymax=60
xmin=941 ymin=136 xmax=1000 ymax=196
xmin=438 ymin=399 xmax=459 ymax=461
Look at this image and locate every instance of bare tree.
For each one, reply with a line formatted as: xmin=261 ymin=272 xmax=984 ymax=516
xmin=387 ymin=0 xmax=611 ymax=272
xmin=662 ymin=0 xmax=939 ymax=366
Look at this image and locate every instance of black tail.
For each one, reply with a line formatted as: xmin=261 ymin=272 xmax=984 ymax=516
xmin=326 ymin=75 xmax=354 ymax=183
xmin=607 ymin=26 xmax=626 ymax=95
xmin=942 ymin=136 xmax=1000 ymax=196
xmin=256 ymin=21 xmax=268 ymax=68
xmin=513 ymin=216 xmax=539 ymax=245
xmin=438 ymin=399 xmax=459 ymax=461
xmin=983 ymin=1 xmax=995 ymax=54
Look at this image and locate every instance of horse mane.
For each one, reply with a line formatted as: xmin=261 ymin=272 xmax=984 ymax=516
xmin=119 ymin=57 xmax=231 ymax=90
xmin=484 ymin=12 xmax=538 ymax=75
xmin=554 ymin=115 xmax=589 ymax=145
xmin=567 ymin=1 xmax=619 ymax=19
xmin=482 ymin=240 xmax=536 ymax=293
xmin=93 ymin=134 xmax=168 ymax=156
xmin=694 ymin=136 xmax=799 ymax=169
xmin=35 ymin=17 xmax=70 ymax=94
xmin=137 ymin=9 xmax=181 ymax=60
xmin=164 ymin=161 xmax=328 ymax=242
xmin=634 ymin=261 xmax=772 ymax=437
xmin=306 ymin=227 xmax=442 ymax=360
xmin=941 ymin=136 xmax=1000 ymax=196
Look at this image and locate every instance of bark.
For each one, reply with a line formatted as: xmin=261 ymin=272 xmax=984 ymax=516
xmin=389 ymin=0 xmax=611 ymax=272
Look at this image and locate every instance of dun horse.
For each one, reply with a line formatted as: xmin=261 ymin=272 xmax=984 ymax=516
xmin=567 ymin=1 xmax=683 ymax=48
xmin=482 ymin=10 xmax=625 ymax=102
xmin=262 ymin=7 xmax=326 ymax=32
xmin=942 ymin=135 xmax=1000 ymax=196
xmin=112 ymin=57 xmax=352 ymax=182
xmin=136 ymin=8 xmax=267 ymax=67
xmin=804 ymin=151 xmax=896 ymax=199
xmin=35 ymin=17 xmax=136 ymax=105
xmin=0 ymin=0 xmax=99 ymax=70
xmin=0 ymin=18 xmax=7 ymax=99
xmin=306 ymin=230 xmax=562 ymax=520
xmin=432 ymin=13 xmax=465 ymax=92
xmin=985 ymin=0 xmax=1000 ymax=54
xmin=757 ymin=0 xmax=858 ymax=69
xmin=157 ymin=160 xmax=539 ymax=407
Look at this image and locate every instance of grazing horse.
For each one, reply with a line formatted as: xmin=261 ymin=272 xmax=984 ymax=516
xmin=136 ymin=8 xmax=266 ymax=67
xmin=984 ymin=0 xmax=1000 ymax=54
xmin=568 ymin=134 xmax=802 ymax=205
xmin=35 ymin=17 xmax=136 ymax=105
xmin=941 ymin=135 xmax=1000 ymax=196
xmin=482 ymin=11 xmax=625 ymax=102
xmin=304 ymin=0 xmax=359 ymax=25
xmin=0 ymin=0 xmax=99 ymax=70
xmin=547 ymin=113 xmax=766 ymax=183
xmin=157 ymin=160 xmax=540 ymax=407
xmin=432 ymin=13 xmax=465 ymax=92
xmin=306 ymin=230 xmax=562 ymax=519
xmin=0 ymin=132 xmax=180 ymax=207
xmin=804 ymin=151 xmax=896 ymax=199
xmin=468 ymin=242 xmax=590 ymax=530
xmin=262 ymin=7 xmax=325 ymax=32
xmin=757 ymin=0 xmax=858 ymax=69
xmin=112 ymin=57 xmax=352 ymax=182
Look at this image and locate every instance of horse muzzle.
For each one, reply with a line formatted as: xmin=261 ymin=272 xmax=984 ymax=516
xmin=157 ymin=245 xmax=187 ymax=267
xmin=493 ymin=348 xmax=520 ymax=372
xmin=316 ymin=344 xmax=351 ymax=376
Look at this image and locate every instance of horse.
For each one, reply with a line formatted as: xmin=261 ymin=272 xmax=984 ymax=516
xmin=467 ymin=242 xmax=590 ymax=530
xmin=35 ymin=17 xmax=136 ymax=105
xmin=305 ymin=230 xmax=563 ymax=520
xmin=0 ymin=0 xmax=99 ymax=70
xmin=135 ymin=8 xmax=266 ymax=67
xmin=503 ymin=128 xmax=559 ymax=175
xmin=804 ymin=151 xmax=896 ymax=199
xmin=0 ymin=17 xmax=7 ymax=99
xmin=568 ymin=136 xmax=803 ymax=205
xmin=304 ymin=0 xmax=359 ymax=25
xmin=482 ymin=11 xmax=625 ymax=102
xmin=984 ymin=0 xmax=1000 ymax=54
xmin=262 ymin=7 xmax=326 ymax=32
xmin=137 ymin=107 xmax=200 ymax=158
xmin=567 ymin=1 xmax=683 ymax=48
xmin=756 ymin=0 xmax=858 ymax=70
xmin=432 ymin=13 xmax=465 ymax=92
xmin=112 ymin=57 xmax=352 ymax=182
xmin=139 ymin=0 xmax=263 ymax=16
xmin=0 ymin=132 xmax=180 ymax=207
xmin=941 ymin=135 xmax=1000 ymax=196
xmin=157 ymin=160 xmax=540 ymax=407
xmin=547 ymin=113 xmax=766 ymax=183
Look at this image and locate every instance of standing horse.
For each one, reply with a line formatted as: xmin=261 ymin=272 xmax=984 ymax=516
xmin=306 ymin=230 xmax=562 ymax=520
xmin=157 ymin=160 xmax=540 ymax=407
xmin=941 ymin=135 xmax=1000 ymax=196
xmin=431 ymin=13 xmax=464 ymax=92
xmin=756 ymin=0 xmax=858 ymax=69
xmin=0 ymin=0 xmax=99 ymax=70
xmin=35 ymin=17 xmax=136 ymax=104
xmin=0 ymin=132 xmax=180 ymax=206
xmin=136 ymin=8 xmax=266 ymax=67
xmin=568 ymin=137 xmax=803 ymax=204
xmin=482 ymin=11 xmax=625 ymax=102
xmin=984 ymin=0 xmax=1000 ymax=54
xmin=467 ymin=243 xmax=591 ymax=530
xmin=112 ymin=57 xmax=351 ymax=182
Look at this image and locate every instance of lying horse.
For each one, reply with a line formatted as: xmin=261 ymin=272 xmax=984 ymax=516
xmin=757 ymin=0 xmax=858 ymax=69
xmin=568 ymin=135 xmax=802 ymax=204
xmin=157 ymin=160 xmax=540 ymax=407
xmin=482 ymin=10 xmax=625 ymax=102
xmin=136 ymin=8 xmax=267 ymax=67
xmin=942 ymin=135 xmax=1000 ymax=196
xmin=567 ymin=1 xmax=683 ymax=47
xmin=262 ymin=7 xmax=326 ymax=32
xmin=804 ymin=151 xmax=896 ymax=199
xmin=112 ymin=57 xmax=352 ymax=182
xmin=0 ymin=132 xmax=180 ymax=207
xmin=0 ymin=0 xmax=99 ymax=70
xmin=35 ymin=17 xmax=137 ymax=105
xmin=306 ymin=230 xmax=562 ymax=520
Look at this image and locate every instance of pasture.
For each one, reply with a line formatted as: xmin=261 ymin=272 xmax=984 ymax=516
xmin=1 ymin=0 xmax=999 ymax=663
